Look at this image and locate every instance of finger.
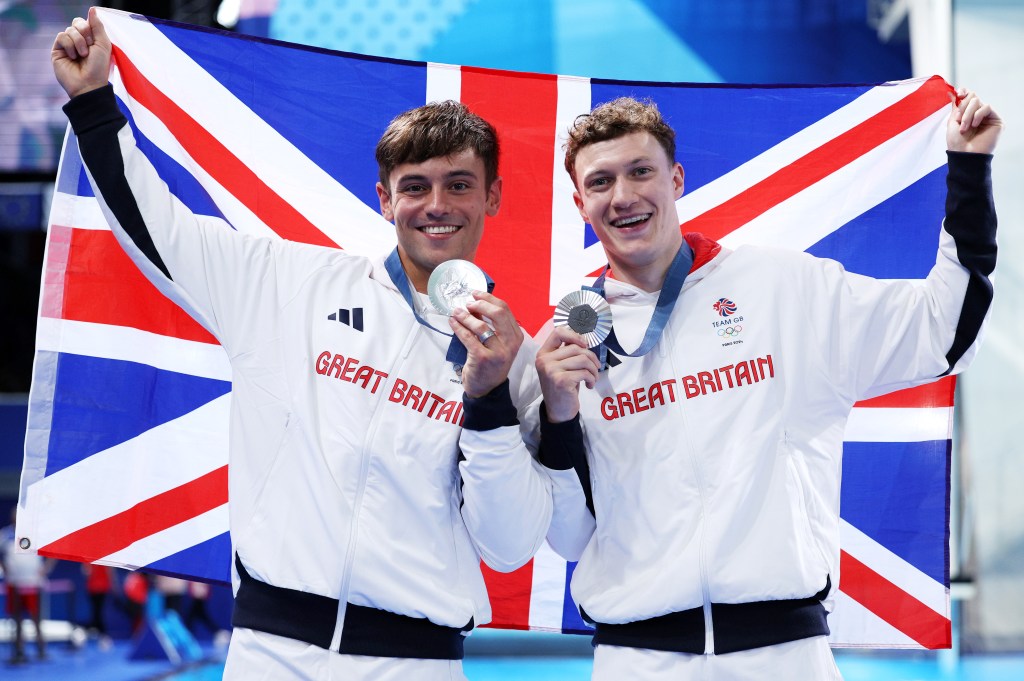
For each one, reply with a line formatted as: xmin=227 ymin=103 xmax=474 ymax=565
xmin=465 ymin=295 xmax=520 ymax=340
xmin=959 ymin=97 xmax=977 ymax=133
xmin=970 ymin=102 xmax=993 ymax=129
xmin=953 ymin=89 xmax=972 ymax=122
xmin=468 ymin=293 xmax=523 ymax=343
xmin=541 ymin=342 xmax=599 ymax=367
xmin=539 ymin=325 xmax=589 ymax=353
xmin=88 ymin=6 xmax=110 ymax=45
xmin=554 ymin=367 xmax=597 ymax=390
xmin=451 ymin=307 xmax=493 ymax=340
xmin=448 ymin=315 xmax=484 ymax=349
xmin=573 ymin=366 xmax=599 ymax=390
xmin=544 ymin=354 xmax=601 ymax=382
xmin=72 ymin=15 xmax=94 ymax=46
xmin=450 ymin=311 xmax=505 ymax=354
xmin=470 ymin=291 xmax=501 ymax=307
xmin=553 ymin=354 xmax=601 ymax=383
xmin=64 ymin=25 xmax=88 ymax=57
xmin=957 ymin=91 xmax=980 ymax=133
xmin=52 ymin=32 xmax=78 ymax=61
xmin=537 ymin=351 xmax=601 ymax=389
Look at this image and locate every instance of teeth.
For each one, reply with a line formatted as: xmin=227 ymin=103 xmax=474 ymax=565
xmin=613 ymin=214 xmax=650 ymax=227
xmin=422 ymin=225 xmax=460 ymax=235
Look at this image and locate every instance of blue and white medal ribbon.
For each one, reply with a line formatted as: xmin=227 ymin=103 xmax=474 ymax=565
xmin=587 ymin=242 xmax=694 ymax=369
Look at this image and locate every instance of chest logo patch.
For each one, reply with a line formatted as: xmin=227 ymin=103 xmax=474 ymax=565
xmin=713 ymin=298 xmax=737 ymax=316
xmin=711 ymin=297 xmax=744 ymax=347
xmin=327 ymin=307 xmax=364 ymax=331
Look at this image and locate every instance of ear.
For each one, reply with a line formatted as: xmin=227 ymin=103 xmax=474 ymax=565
xmin=672 ymin=162 xmax=685 ymax=200
xmin=573 ymin=190 xmax=591 ymax=224
xmin=376 ymin=182 xmax=394 ymax=221
xmin=486 ymin=176 xmax=502 ymax=217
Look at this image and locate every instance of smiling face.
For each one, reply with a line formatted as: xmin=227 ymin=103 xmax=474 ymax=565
xmin=377 ymin=148 xmax=501 ymax=293
xmin=572 ymin=131 xmax=685 ymax=292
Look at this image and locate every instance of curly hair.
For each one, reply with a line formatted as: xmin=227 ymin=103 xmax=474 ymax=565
xmin=563 ymin=97 xmax=676 ymax=186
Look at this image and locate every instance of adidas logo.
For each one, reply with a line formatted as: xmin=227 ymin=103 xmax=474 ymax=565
xmin=327 ymin=307 xmax=364 ymax=331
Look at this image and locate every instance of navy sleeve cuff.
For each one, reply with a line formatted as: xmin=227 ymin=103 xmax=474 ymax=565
xmin=462 ymin=379 xmax=518 ymax=431
xmin=538 ymin=402 xmax=584 ymax=471
xmin=63 ymin=84 xmax=126 ymax=136
xmin=946 ymin=150 xmax=993 ymax=193
xmin=944 ymin=150 xmax=996 ymax=256
xmin=945 ymin=150 xmax=996 ymax=251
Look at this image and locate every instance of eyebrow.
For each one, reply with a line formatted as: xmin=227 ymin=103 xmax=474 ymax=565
xmin=395 ymin=169 xmax=480 ymax=185
xmin=582 ymin=156 xmax=654 ymax=183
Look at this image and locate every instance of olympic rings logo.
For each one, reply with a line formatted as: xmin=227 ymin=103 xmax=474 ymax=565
xmin=716 ymin=326 xmax=743 ymax=337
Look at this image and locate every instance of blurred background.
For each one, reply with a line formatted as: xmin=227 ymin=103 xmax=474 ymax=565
xmin=1 ymin=0 xmax=1021 ymax=678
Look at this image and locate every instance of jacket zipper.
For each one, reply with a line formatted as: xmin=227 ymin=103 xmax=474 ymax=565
xmin=670 ymin=321 xmax=715 ymax=654
xmin=329 ymin=318 xmax=419 ymax=651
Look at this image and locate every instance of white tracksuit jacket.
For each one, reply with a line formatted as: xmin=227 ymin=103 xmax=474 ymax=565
xmin=63 ymin=85 xmax=585 ymax=672
xmin=540 ymin=151 xmax=996 ymax=657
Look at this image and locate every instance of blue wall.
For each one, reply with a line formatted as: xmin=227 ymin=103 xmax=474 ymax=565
xmin=269 ymin=0 xmax=910 ymax=83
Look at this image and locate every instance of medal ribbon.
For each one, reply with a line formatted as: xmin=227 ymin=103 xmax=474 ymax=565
xmin=384 ymin=248 xmax=494 ymax=368
xmin=587 ymin=242 xmax=694 ymax=366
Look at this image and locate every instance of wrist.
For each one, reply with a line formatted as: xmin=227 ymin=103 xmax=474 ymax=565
xmin=462 ymin=379 xmax=517 ymax=431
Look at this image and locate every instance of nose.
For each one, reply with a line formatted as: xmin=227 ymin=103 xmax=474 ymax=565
xmin=610 ymin=179 xmax=637 ymax=210
xmin=425 ymin=188 xmax=450 ymax=218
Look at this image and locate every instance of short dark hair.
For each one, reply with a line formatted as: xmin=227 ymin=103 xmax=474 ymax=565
xmin=564 ymin=97 xmax=676 ymax=186
xmin=375 ymin=100 xmax=500 ymax=191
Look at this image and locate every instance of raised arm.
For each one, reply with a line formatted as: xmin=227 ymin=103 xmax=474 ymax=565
xmin=820 ymin=90 xmax=1001 ymax=400
xmin=51 ymin=9 xmax=297 ymax=355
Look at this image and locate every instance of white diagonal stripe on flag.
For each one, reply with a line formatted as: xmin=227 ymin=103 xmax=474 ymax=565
xmin=841 ymin=519 xmax=947 ymax=616
xmin=107 ymin=74 xmax=277 ymax=240
xmin=829 ymin=590 xmax=919 ymax=648
xmin=103 ymin=9 xmax=392 ymax=251
xmin=34 ymin=317 xmax=231 ymax=382
xmin=24 ymin=393 xmax=230 ymax=548
xmin=720 ymin=108 xmax=948 ymax=251
xmin=676 ymin=78 xmax=942 ymax=225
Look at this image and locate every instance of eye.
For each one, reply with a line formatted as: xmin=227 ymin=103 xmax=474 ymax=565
xmin=450 ymin=181 xmax=471 ymax=191
xmin=632 ymin=166 xmax=653 ymax=177
xmin=400 ymin=183 xmax=427 ymax=194
xmin=588 ymin=176 xmax=611 ymax=189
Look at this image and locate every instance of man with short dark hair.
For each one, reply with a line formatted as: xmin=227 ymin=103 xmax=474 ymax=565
xmin=536 ymin=93 xmax=1001 ymax=679
xmin=51 ymin=9 xmax=574 ymax=679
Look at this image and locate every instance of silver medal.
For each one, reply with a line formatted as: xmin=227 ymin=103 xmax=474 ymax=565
xmin=428 ymin=259 xmax=488 ymax=316
xmin=553 ymin=290 xmax=612 ymax=348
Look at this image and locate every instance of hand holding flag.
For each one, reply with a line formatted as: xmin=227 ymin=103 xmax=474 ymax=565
xmin=947 ymin=88 xmax=1002 ymax=154
xmin=52 ymin=8 xmax=112 ymax=99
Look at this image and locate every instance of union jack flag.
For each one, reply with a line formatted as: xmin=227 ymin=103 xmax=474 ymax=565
xmin=20 ymin=7 xmax=953 ymax=649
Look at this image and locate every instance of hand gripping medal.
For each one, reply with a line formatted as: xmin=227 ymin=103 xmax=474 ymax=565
xmin=428 ymin=259 xmax=488 ymax=315
xmin=553 ymin=290 xmax=612 ymax=349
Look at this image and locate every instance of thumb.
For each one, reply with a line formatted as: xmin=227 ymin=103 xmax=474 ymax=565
xmin=89 ymin=6 xmax=111 ymax=48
